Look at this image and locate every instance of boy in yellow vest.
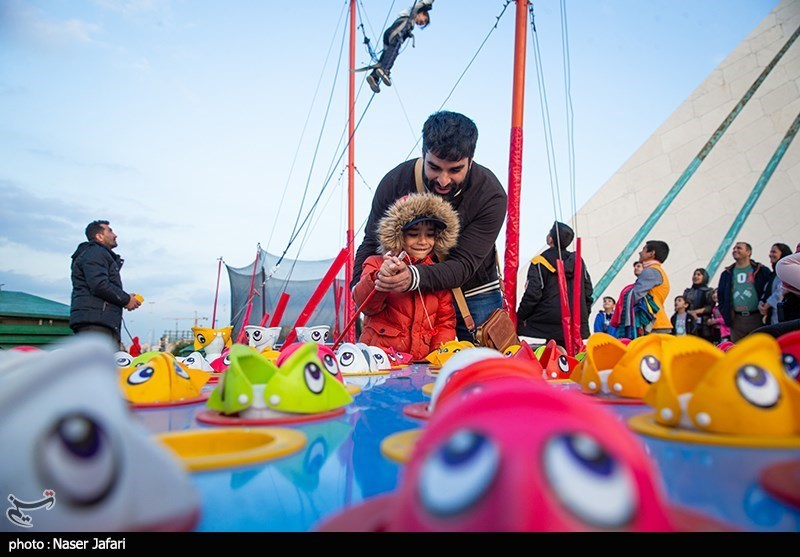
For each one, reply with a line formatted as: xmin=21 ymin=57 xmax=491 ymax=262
xmin=633 ymin=240 xmax=672 ymax=334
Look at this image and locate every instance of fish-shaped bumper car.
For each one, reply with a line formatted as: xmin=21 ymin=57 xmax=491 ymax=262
xmin=0 ymin=334 xmax=200 ymax=531
xmin=206 ymin=343 xmax=351 ymax=418
xmin=318 ymin=377 xmax=730 ymax=531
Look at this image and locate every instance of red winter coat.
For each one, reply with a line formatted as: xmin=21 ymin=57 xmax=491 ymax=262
xmin=354 ymin=254 xmax=456 ymax=360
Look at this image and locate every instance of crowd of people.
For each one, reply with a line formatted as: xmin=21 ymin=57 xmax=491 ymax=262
xmin=591 ymin=240 xmax=800 ymax=345
xmin=71 ymin=110 xmax=798 ymax=356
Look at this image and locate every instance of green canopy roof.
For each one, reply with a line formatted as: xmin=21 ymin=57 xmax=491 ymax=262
xmin=0 ymin=290 xmax=70 ymax=319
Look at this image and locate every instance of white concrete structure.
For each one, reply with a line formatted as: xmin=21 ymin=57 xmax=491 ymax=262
xmin=519 ymin=0 xmax=800 ymax=319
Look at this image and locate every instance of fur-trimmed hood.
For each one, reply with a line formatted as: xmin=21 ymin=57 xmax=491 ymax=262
xmin=378 ymin=193 xmax=460 ymax=261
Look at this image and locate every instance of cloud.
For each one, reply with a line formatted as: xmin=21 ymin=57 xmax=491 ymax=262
xmin=39 ymin=18 xmax=101 ymax=45
xmin=0 ymin=269 xmax=71 ymax=305
xmin=94 ymin=0 xmax=161 ymax=17
xmin=0 ymin=83 xmax=27 ymax=98
xmin=0 ymin=1 xmax=102 ymax=48
xmin=26 ymin=148 xmax=138 ymax=175
xmin=0 ymin=181 xmax=90 ymax=253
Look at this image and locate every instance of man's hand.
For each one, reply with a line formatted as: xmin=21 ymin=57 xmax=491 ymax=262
xmin=125 ymin=294 xmax=142 ymax=311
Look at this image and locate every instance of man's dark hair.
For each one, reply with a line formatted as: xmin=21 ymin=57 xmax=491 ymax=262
xmin=738 ymin=241 xmax=753 ymax=253
xmin=85 ymin=220 xmax=110 ymax=241
xmin=422 ymin=111 xmax=478 ymax=161
xmin=645 ymin=240 xmax=669 ymax=263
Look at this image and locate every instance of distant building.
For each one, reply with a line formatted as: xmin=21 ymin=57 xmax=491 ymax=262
xmin=0 ymin=289 xmax=73 ymax=349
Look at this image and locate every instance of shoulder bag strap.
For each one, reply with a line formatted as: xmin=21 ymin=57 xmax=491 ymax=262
xmin=452 ymin=287 xmax=476 ymax=332
xmin=494 ymin=251 xmax=511 ymax=311
xmin=414 ymin=157 xmax=425 ymax=193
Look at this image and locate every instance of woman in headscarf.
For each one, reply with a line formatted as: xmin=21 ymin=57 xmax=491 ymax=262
xmin=682 ymin=268 xmax=714 ymax=342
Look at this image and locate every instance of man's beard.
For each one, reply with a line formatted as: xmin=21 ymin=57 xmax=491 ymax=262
xmin=422 ymin=166 xmax=470 ymax=202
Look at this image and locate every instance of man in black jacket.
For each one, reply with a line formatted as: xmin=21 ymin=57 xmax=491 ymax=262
xmin=352 ymin=111 xmax=507 ymax=341
xmin=69 ymin=220 xmax=141 ymax=346
xmin=516 ymin=221 xmax=594 ymax=347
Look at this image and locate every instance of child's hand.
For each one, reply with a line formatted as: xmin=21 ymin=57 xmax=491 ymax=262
xmin=381 ymin=251 xmax=407 ymax=275
xmin=375 ymin=251 xmax=410 ymax=292
xmin=379 ymin=258 xmax=397 ymax=277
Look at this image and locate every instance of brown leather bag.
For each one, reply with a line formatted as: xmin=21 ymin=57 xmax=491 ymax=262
xmin=474 ymin=307 xmax=520 ymax=352
xmin=452 ymin=287 xmax=520 ymax=353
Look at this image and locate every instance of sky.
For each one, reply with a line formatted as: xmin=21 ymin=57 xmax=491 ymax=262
xmin=0 ymin=0 xmax=781 ymax=347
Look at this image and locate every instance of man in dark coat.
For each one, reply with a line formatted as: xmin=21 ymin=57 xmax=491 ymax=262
xmin=516 ymin=221 xmax=594 ymax=347
xmin=353 ymin=111 xmax=507 ymax=342
xmin=69 ymin=220 xmax=141 ymax=346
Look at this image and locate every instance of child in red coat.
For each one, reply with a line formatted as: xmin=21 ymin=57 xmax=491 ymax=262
xmin=353 ymin=193 xmax=459 ymax=360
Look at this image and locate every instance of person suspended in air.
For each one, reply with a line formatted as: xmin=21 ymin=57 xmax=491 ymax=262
xmin=367 ymin=0 xmax=433 ymax=94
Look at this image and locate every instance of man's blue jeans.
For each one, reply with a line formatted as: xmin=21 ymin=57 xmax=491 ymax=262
xmin=454 ymin=290 xmax=503 ymax=342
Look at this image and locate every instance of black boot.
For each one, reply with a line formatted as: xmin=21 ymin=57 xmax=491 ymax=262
xmin=366 ymin=71 xmax=380 ymax=93
xmin=376 ymin=67 xmax=392 ymax=87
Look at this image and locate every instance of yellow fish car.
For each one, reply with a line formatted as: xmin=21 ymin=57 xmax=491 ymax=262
xmin=642 ymin=335 xmax=722 ymax=427
xmin=191 ymin=325 xmax=233 ymax=354
xmin=604 ymin=334 xmax=676 ymax=399
xmin=572 ymin=333 xmax=627 ymax=394
xmin=425 ymin=340 xmax=476 ymax=367
xmin=685 ymin=334 xmax=800 ymax=437
xmin=119 ymin=352 xmax=209 ymax=405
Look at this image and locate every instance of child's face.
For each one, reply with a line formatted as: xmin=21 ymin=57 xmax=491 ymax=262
xmin=633 ymin=262 xmax=643 ymax=276
xmin=403 ymin=222 xmax=436 ymax=260
xmin=675 ymin=298 xmax=687 ymax=311
xmin=602 ymin=298 xmax=614 ymax=312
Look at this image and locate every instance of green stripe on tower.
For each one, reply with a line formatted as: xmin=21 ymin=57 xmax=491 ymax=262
xmin=705 ymin=111 xmax=800 ymax=278
xmin=593 ymin=24 xmax=800 ymax=300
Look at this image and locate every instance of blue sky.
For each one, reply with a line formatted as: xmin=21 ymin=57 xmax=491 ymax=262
xmin=0 ymin=0 xmax=780 ymax=345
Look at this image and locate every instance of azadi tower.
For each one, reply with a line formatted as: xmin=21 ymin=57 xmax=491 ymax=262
xmin=543 ymin=0 xmax=800 ymax=313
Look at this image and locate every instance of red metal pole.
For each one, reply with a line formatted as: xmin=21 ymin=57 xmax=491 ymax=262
xmin=269 ymin=292 xmax=290 ymax=327
xmin=571 ymin=237 xmax=584 ymax=355
xmin=333 ymin=283 xmax=343 ymax=343
xmin=245 ymin=246 xmax=260 ymax=320
xmin=556 ymin=258 xmax=573 ymax=353
xmin=333 ymin=288 xmax=377 ymax=348
xmin=504 ymin=0 xmax=529 ymax=325
xmin=283 ymin=248 xmax=349 ymax=345
xmin=211 ymin=256 xmax=223 ymax=328
xmin=346 ymin=0 xmax=356 ymax=343
xmin=235 ymin=245 xmax=261 ymax=342
xmin=236 ymin=299 xmax=255 ymax=344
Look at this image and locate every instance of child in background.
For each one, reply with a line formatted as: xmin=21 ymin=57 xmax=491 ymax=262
xmin=707 ymin=288 xmax=731 ymax=344
xmin=670 ymin=295 xmax=695 ymax=336
xmin=353 ymin=193 xmax=459 ymax=360
xmin=609 ymin=261 xmax=646 ymax=337
xmin=593 ymin=296 xmax=617 ymax=335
